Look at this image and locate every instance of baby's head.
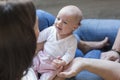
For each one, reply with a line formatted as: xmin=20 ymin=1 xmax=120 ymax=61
xmin=55 ymin=5 xmax=82 ymax=37
xmin=60 ymin=5 xmax=82 ymax=24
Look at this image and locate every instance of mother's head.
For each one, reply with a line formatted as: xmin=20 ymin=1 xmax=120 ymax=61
xmin=0 ymin=0 xmax=36 ymax=80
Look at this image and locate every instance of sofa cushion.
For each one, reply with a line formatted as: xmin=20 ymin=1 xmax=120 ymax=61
xmin=36 ymin=10 xmax=55 ymax=31
xmin=74 ymin=19 xmax=120 ymax=50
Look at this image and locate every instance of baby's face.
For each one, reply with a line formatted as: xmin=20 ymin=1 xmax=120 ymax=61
xmin=54 ymin=10 xmax=78 ymax=37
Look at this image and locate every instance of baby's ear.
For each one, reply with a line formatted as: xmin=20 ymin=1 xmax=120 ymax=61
xmin=72 ymin=27 xmax=75 ymax=31
xmin=73 ymin=26 xmax=78 ymax=30
xmin=74 ymin=23 xmax=80 ymax=29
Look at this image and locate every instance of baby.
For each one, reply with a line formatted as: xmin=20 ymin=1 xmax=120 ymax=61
xmin=32 ymin=5 xmax=82 ymax=80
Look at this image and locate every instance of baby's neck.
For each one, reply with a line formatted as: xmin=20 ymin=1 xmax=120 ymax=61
xmin=56 ymin=33 xmax=72 ymax=40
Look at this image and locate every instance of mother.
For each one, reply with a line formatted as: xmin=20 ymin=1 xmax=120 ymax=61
xmin=0 ymin=0 xmax=38 ymax=80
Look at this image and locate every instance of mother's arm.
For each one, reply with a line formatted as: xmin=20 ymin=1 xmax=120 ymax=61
xmin=58 ymin=57 xmax=120 ymax=80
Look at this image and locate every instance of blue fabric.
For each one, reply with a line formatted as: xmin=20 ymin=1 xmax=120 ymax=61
xmin=75 ymin=49 xmax=101 ymax=58
xmin=36 ymin=10 xmax=55 ymax=31
xmin=75 ymin=70 xmax=103 ymax=80
xmin=75 ymin=49 xmax=84 ymax=57
xmin=84 ymin=49 xmax=101 ymax=59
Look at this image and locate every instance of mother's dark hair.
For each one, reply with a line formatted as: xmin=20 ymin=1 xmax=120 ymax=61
xmin=0 ymin=0 xmax=36 ymax=80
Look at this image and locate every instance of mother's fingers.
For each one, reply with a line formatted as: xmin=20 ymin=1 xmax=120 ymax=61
xmin=58 ymin=70 xmax=76 ymax=78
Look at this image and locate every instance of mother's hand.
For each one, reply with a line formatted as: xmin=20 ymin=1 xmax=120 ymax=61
xmin=101 ymin=50 xmax=120 ymax=62
xmin=57 ymin=57 xmax=85 ymax=78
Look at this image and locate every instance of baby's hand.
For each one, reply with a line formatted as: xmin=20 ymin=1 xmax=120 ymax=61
xmin=52 ymin=59 xmax=66 ymax=68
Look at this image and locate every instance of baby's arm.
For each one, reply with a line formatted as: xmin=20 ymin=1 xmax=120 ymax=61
xmin=36 ymin=27 xmax=53 ymax=55
xmin=52 ymin=47 xmax=76 ymax=68
xmin=35 ymin=41 xmax=45 ymax=55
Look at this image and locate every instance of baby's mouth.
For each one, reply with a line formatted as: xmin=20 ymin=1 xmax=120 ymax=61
xmin=57 ymin=27 xmax=62 ymax=31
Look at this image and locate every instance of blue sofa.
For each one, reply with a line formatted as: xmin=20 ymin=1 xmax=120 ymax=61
xmin=74 ymin=19 xmax=120 ymax=51
xmin=36 ymin=9 xmax=120 ymax=80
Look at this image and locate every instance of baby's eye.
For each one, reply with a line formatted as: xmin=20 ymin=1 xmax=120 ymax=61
xmin=63 ymin=21 xmax=67 ymax=24
xmin=57 ymin=17 xmax=60 ymax=21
